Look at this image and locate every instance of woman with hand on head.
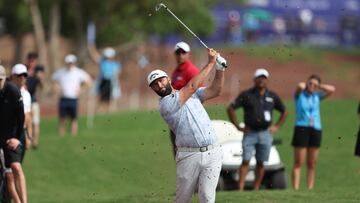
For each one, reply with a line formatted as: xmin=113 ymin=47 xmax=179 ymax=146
xmin=291 ymin=74 xmax=335 ymax=190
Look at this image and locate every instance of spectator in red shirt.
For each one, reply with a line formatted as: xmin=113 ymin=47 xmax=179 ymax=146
xmin=169 ymin=42 xmax=200 ymax=157
xmin=171 ymin=42 xmax=199 ymax=90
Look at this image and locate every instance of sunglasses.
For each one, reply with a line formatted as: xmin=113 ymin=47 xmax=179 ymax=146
xmin=307 ymin=81 xmax=319 ymax=87
xmin=15 ymin=73 xmax=27 ymax=78
xmin=175 ymin=49 xmax=187 ymax=55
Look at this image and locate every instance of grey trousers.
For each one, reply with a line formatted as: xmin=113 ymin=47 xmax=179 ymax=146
xmin=174 ymin=146 xmax=222 ymax=203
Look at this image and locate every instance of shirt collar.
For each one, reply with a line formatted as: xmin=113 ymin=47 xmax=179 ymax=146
xmin=251 ymin=87 xmax=268 ymax=96
xmin=177 ymin=60 xmax=191 ymax=70
xmin=304 ymin=90 xmax=315 ymax=97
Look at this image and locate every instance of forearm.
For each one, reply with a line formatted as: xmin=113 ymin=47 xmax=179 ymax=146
xmin=203 ymin=70 xmax=224 ymax=100
xmin=209 ymin=70 xmax=224 ymax=95
xmin=187 ymin=61 xmax=216 ymax=91
xmin=320 ymin=84 xmax=335 ymax=92
xmin=295 ymin=82 xmax=306 ymax=95
xmin=274 ymin=110 xmax=288 ymax=128
xmin=87 ymin=44 xmax=101 ymax=63
xmin=319 ymin=84 xmax=335 ymax=99
xmin=15 ymin=106 xmax=25 ymax=140
xmin=25 ymin=113 xmax=33 ymax=139
xmin=52 ymin=82 xmax=61 ymax=98
xmin=227 ymin=106 xmax=241 ymax=130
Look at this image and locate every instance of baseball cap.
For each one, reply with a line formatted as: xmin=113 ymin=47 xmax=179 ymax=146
xmin=0 ymin=65 xmax=6 ymax=79
xmin=174 ymin=42 xmax=190 ymax=53
xmin=147 ymin=69 xmax=168 ymax=86
xmin=254 ymin=68 xmax=269 ymax=78
xmin=103 ymin=47 xmax=116 ymax=58
xmin=65 ymin=54 xmax=77 ymax=64
xmin=12 ymin=64 xmax=28 ymax=76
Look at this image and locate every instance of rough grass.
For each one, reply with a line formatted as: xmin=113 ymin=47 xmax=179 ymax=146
xmin=24 ymin=100 xmax=360 ymax=202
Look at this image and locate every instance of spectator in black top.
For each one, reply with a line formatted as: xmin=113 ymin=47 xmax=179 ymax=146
xmin=26 ymin=52 xmax=37 ymax=75
xmin=25 ymin=52 xmax=44 ymax=149
xmin=0 ymin=65 xmax=28 ymax=203
xmin=26 ymin=65 xmax=44 ymax=148
xmin=355 ymin=101 xmax=360 ymax=157
xmin=227 ymin=68 xmax=288 ymax=191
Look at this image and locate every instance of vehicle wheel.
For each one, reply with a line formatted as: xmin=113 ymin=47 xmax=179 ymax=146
xmin=269 ymin=170 xmax=287 ymax=189
xmin=216 ymin=175 xmax=226 ymax=191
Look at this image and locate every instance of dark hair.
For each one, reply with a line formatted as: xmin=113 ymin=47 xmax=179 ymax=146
xmin=307 ymin=74 xmax=321 ymax=84
xmin=27 ymin=52 xmax=38 ymax=60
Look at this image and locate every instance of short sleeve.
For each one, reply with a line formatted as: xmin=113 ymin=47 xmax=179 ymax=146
xmin=160 ymin=92 xmax=181 ymax=117
xmin=273 ymin=93 xmax=286 ymax=113
xmin=317 ymin=91 xmax=326 ymax=100
xmin=23 ymin=91 xmax=32 ymax=113
xmin=231 ymin=92 xmax=246 ymax=109
xmin=194 ymin=87 xmax=206 ymax=102
xmin=79 ymin=69 xmax=90 ymax=82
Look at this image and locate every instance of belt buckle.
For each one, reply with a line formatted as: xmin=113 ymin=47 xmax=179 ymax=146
xmin=200 ymin=146 xmax=208 ymax=152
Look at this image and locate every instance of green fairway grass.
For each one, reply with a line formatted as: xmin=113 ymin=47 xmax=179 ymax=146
xmin=24 ymin=100 xmax=360 ymax=202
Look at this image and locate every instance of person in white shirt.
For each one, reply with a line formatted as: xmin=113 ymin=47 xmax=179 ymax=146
xmin=52 ymin=55 xmax=92 ymax=136
xmin=9 ymin=64 xmax=30 ymax=203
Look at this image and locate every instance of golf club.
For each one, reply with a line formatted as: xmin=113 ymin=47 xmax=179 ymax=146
xmin=155 ymin=3 xmax=227 ymax=68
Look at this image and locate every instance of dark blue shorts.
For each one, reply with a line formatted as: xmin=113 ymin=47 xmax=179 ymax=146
xmin=59 ymin=98 xmax=78 ymax=119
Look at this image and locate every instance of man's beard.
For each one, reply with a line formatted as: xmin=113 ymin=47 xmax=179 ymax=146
xmin=156 ymin=82 xmax=172 ymax=97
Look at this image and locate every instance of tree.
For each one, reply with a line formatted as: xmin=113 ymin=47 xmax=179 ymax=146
xmin=0 ymin=0 xmax=32 ymax=63
xmin=0 ymin=0 xmax=218 ymax=69
xmin=26 ymin=0 xmax=47 ymax=68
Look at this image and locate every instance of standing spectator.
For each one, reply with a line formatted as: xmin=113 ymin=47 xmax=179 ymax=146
xmin=0 ymin=65 xmax=28 ymax=203
xmin=88 ymin=45 xmax=121 ymax=112
xmin=171 ymin=42 xmax=199 ymax=90
xmin=25 ymin=52 xmax=45 ymax=149
xmin=10 ymin=64 xmax=32 ymax=203
xmin=52 ymin=55 xmax=92 ymax=136
xmin=291 ymin=74 xmax=335 ymax=190
xmin=148 ymin=48 xmax=225 ymax=203
xmin=25 ymin=52 xmax=38 ymax=76
xmin=227 ymin=68 xmax=288 ymax=191
xmin=168 ymin=41 xmax=200 ymax=156
xmin=11 ymin=64 xmax=32 ymax=152
xmin=355 ymin=102 xmax=360 ymax=157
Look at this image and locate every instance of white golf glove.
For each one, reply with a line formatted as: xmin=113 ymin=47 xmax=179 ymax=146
xmin=216 ymin=54 xmax=227 ymax=71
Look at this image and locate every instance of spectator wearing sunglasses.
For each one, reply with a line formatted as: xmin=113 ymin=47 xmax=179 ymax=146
xmin=171 ymin=42 xmax=200 ymax=90
xmin=168 ymin=42 xmax=200 ymax=157
xmin=291 ymin=74 xmax=335 ymax=190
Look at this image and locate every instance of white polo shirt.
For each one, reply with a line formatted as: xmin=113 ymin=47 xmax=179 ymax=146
xmin=52 ymin=66 xmax=90 ymax=99
xmin=20 ymin=86 xmax=31 ymax=113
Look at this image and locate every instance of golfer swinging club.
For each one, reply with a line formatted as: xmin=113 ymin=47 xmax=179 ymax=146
xmin=148 ymin=48 xmax=226 ymax=203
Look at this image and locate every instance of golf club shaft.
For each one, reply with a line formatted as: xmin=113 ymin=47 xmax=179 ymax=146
xmin=158 ymin=3 xmax=227 ymax=68
xmin=163 ymin=7 xmax=209 ymax=49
